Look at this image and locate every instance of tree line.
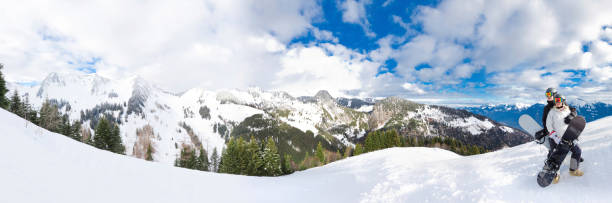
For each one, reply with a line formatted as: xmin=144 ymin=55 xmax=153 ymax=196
xmin=353 ymin=129 xmax=487 ymax=156
xmin=218 ymin=136 xmax=290 ymax=176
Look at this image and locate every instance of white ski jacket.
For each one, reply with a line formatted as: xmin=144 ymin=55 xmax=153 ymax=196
xmin=546 ymin=105 xmax=570 ymax=144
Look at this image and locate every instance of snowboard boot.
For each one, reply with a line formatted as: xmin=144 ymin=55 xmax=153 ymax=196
xmin=552 ymin=173 xmax=561 ymax=184
xmin=569 ymin=169 xmax=584 ymax=177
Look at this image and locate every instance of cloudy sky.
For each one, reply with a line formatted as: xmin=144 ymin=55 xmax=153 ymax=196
xmin=1 ymin=0 xmax=612 ymax=105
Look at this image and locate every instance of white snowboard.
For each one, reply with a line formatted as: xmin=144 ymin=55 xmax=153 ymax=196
xmin=519 ymin=114 xmax=550 ymax=149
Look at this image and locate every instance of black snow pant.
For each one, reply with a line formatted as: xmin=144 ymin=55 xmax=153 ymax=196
xmin=546 ymin=137 xmax=557 ymax=159
xmin=546 ymin=140 xmax=582 ymax=172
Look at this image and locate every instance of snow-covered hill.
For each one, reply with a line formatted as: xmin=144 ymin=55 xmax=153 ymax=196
xmin=1 ymin=108 xmax=611 ymax=202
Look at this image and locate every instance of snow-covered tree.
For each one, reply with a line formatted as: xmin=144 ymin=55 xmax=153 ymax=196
xmin=263 ymin=137 xmax=282 ymax=176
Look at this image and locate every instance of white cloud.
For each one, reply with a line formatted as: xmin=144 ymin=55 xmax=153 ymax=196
xmin=0 ymin=0 xmax=321 ymax=92
xmin=369 ymin=35 xmax=403 ymax=62
xmin=311 ymin=28 xmax=339 ymax=43
xmin=414 ymin=0 xmax=484 ymax=42
xmin=589 ymin=66 xmax=612 ymax=83
xmin=382 ymin=0 xmax=395 ymax=7
xmin=391 ymin=15 xmax=417 ymax=38
xmin=274 ymin=43 xmax=378 ymax=97
xmin=2 ymin=0 xmax=612 ymax=104
xmin=452 ymin=64 xmax=479 ymax=79
xmin=402 ymin=83 xmax=426 ymax=94
xmin=393 ymin=35 xmax=436 ymax=77
xmin=490 ymin=70 xmax=573 ymax=90
xmin=339 ymin=0 xmax=376 ymax=37
xmin=384 ymin=0 xmax=612 ymax=103
xmin=602 ymin=27 xmax=612 ymax=41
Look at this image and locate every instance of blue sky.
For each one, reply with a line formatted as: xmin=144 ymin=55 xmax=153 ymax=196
xmin=1 ymin=0 xmax=612 ymax=106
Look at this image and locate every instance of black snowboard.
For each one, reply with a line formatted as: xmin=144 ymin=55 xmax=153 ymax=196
xmin=562 ymin=116 xmax=586 ymax=141
xmin=536 ymin=116 xmax=586 ymax=188
xmin=537 ymin=169 xmax=557 ymax=188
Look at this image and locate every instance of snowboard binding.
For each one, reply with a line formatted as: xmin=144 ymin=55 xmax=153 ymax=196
xmin=537 ymin=161 xmax=560 ymax=188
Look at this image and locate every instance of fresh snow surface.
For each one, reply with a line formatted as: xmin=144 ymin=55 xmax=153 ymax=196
xmin=448 ymin=117 xmax=495 ymax=135
xmin=1 ymin=108 xmax=612 ymax=202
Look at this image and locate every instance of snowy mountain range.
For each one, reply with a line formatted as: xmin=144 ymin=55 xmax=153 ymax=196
xmin=8 ymin=72 xmax=530 ymax=164
xmin=2 ymin=107 xmax=611 ymax=202
xmin=462 ymin=102 xmax=612 ymax=131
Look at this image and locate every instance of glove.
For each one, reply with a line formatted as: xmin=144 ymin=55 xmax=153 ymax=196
xmin=535 ymin=129 xmax=548 ymax=140
xmin=535 ymin=137 xmax=545 ymax=144
xmin=570 ymin=107 xmax=576 ymax=112
xmin=564 ymin=111 xmax=577 ymax=124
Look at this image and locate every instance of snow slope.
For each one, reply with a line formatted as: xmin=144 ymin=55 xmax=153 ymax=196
xmin=1 ymin=108 xmax=611 ymax=202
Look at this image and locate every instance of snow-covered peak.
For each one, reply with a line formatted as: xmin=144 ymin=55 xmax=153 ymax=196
xmin=514 ymin=102 xmax=532 ymax=110
xmin=566 ymin=98 xmax=609 ymax=108
xmin=37 ymin=72 xmax=112 ymax=97
xmin=314 ymin=90 xmax=334 ymax=102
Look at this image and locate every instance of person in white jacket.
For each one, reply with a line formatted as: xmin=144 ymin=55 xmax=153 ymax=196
xmin=544 ymin=93 xmax=583 ymax=181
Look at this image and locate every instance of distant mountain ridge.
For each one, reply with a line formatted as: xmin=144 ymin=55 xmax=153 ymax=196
xmin=7 ymin=72 xmax=531 ymax=165
xmin=462 ymin=102 xmax=612 ymax=130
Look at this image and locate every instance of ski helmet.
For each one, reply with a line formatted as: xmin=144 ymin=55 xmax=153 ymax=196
xmin=553 ymin=93 xmax=565 ymax=103
xmin=545 ymin=87 xmax=557 ymax=97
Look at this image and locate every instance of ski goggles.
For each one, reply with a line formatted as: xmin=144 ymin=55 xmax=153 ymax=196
xmin=546 ymin=92 xmax=553 ymax=97
xmin=554 ymin=97 xmax=564 ymax=103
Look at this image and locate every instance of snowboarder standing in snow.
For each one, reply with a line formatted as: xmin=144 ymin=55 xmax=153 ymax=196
xmin=535 ymin=88 xmax=557 ymax=153
xmin=543 ymin=93 xmax=583 ymax=182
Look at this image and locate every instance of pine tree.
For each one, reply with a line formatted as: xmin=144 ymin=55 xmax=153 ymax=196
xmin=0 ymin=63 xmax=9 ymax=109
xmin=374 ymin=131 xmax=383 ymax=150
xmin=418 ymin=136 xmax=425 ymax=146
xmin=60 ymin=115 xmax=72 ymax=137
xmin=177 ymin=147 xmax=194 ymax=169
xmin=364 ymin=132 xmax=373 ymax=152
xmin=210 ymin=147 xmax=219 ymax=172
xmin=145 ymin=143 xmax=154 ymax=161
xmin=343 ymin=146 xmax=352 ymax=158
xmin=282 ymin=154 xmax=293 ymax=175
xmin=71 ymin=121 xmax=82 ymax=141
xmin=108 ymin=123 xmax=126 ymax=154
xmin=39 ymin=100 xmax=62 ymax=133
xmin=263 ymin=137 xmax=281 ymax=176
xmin=246 ymin=137 xmax=263 ymax=176
xmin=22 ymin=96 xmax=38 ymax=124
xmin=390 ymin=129 xmax=401 ymax=148
xmin=9 ymin=90 xmax=23 ymax=117
xmin=300 ymin=151 xmax=311 ymax=170
xmin=316 ymin=142 xmax=325 ymax=165
xmin=474 ymin=145 xmax=481 ymax=155
xmin=188 ymin=148 xmax=197 ymax=169
xmin=197 ymin=147 xmax=209 ymax=171
xmin=93 ymin=117 xmax=125 ymax=154
xmin=353 ymin=143 xmax=364 ymax=156
xmin=220 ymin=138 xmax=236 ymax=174
xmin=217 ymin=148 xmax=224 ymax=172
xmin=94 ymin=117 xmax=111 ymax=150
xmin=236 ymin=137 xmax=248 ymax=174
